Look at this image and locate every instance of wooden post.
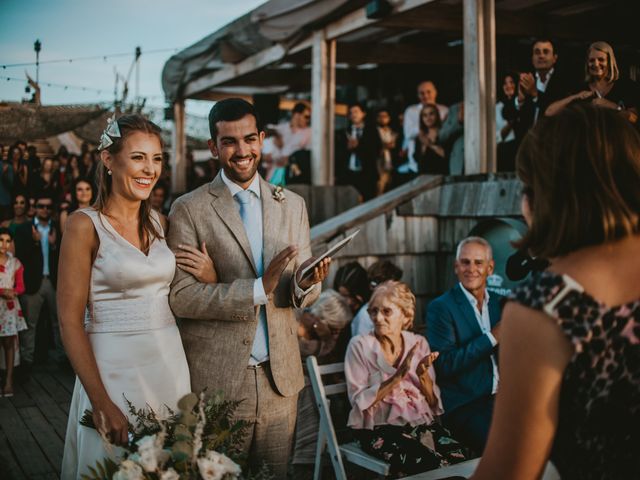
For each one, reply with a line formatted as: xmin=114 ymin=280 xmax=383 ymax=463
xmin=463 ymin=0 xmax=496 ymax=174
xmin=311 ymin=30 xmax=336 ymax=186
xmin=171 ymin=100 xmax=187 ymax=194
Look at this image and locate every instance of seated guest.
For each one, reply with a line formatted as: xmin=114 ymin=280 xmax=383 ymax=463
xmin=351 ymin=259 xmax=404 ymax=337
xmin=346 ymin=281 xmax=466 ymax=476
xmin=414 ymin=104 xmax=448 ymax=175
xmin=292 ymin=289 xmax=353 ymax=477
xmin=472 ymin=104 xmax=640 ymax=479
xmin=546 ymin=41 xmax=639 ymax=123
xmin=334 ymin=261 xmax=371 ymax=327
xmin=426 ymin=237 xmax=502 ymax=454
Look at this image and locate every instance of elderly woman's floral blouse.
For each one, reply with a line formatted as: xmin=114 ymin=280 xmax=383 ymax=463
xmin=345 ymin=331 xmax=443 ymax=430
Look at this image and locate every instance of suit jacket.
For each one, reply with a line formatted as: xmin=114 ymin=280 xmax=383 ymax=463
xmin=14 ymin=219 xmax=59 ymax=294
xmin=425 ymin=284 xmax=502 ymax=415
xmin=168 ymin=173 xmax=320 ymax=400
xmin=334 ymin=122 xmax=380 ymax=199
xmin=516 ymin=69 xmax=573 ymax=136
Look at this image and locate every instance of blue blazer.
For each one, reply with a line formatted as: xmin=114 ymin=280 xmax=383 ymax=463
xmin=425 ymin=284 xmax=503 ymax=415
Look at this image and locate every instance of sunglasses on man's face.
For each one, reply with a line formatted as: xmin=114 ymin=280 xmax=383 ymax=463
xmin=36 ymin=204 xmax=52 ymax=210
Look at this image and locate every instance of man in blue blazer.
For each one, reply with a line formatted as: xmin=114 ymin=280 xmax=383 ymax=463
xmin=426 ymin=236 xmax=503 ymax=454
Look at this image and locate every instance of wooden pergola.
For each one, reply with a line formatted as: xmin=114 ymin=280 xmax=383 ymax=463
xmin=163 ymin=0 xmax=636 ymax=193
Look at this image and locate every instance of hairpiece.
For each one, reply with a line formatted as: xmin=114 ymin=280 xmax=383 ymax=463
xmin=98 ymin=115 xmax=121 ymax=151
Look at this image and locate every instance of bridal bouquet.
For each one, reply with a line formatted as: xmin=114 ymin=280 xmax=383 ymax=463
xmin=80 ymin=392 xmax=273 ymax=480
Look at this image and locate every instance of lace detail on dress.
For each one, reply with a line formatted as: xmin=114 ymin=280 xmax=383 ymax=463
xmin=508 ymin=271 xmax=640 ymax=479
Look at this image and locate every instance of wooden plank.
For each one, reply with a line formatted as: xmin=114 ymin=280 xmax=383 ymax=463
xmin=32 ymin=372 xmax=72 ymax=404
xmin=19 ymin=406 xmax=64 ymax=474
xmin=0 ymin=428 xmax=26 ymax=479
xmin=0 ymin=397 xmax=54 ymax=477
xmin=404 ymin=217 xmax=439 ymax=253
xmin=311 ymin=175 xmax=443 ymax=247
xmin=7 ymin=382 xmax=36 ymax=409
xmin=50 ymin=367 xmax=75 ymax=395
xmin=397 ymin=185 xmax=441 ymax=216
xmin=21 ymin=376 xmax=69 ymax=439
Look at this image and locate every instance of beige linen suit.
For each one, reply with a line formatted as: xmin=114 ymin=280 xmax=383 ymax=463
xmin=167 ymin=173 xmax=319 ymax=474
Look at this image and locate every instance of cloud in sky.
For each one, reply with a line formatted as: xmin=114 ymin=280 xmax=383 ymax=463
xmin=0 ymin=0 xmax=265 ymax=114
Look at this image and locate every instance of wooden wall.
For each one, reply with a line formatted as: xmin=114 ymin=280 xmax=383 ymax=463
xmin=310 ymin=173 xmax=522 ymax=329
xmin=287 ymin=184 xmax=360 ymax=226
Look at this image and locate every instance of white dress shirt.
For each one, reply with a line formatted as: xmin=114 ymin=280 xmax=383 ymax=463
xmin=459 ymin=283 xmax=499 ymax=394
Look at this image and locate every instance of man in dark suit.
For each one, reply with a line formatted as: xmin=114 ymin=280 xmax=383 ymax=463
xmin=516 ymin=38 xmax=573 ymax=137
xmin=426 ymin=236 xmax=502 ymax=454
xmin=334 ymin=102 xmax=380 ymax=201
xmin=15 ymin=194 xmax=61 ymax=370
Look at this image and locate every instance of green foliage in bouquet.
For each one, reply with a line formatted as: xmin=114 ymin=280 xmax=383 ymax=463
xmin=79 ymin=392 xmax=274 ymax=480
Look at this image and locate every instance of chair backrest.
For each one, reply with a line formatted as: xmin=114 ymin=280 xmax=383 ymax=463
xmin=306 ymin=356 xmax=348 ymax=480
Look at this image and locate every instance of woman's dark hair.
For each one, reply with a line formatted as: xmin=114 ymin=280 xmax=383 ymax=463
xmin=333 ymin=262 xmax=371 ymax=303
xmin=208 ymin=98 xmax=261 ymax=141
xmin=498 ymin=71 xmax=519 ymax=103
xmin=95 ymin=114 xmax=164 ymax=253
xmin=516 ymin=103 xmax=640 ymax=259
xmin=367 ymin=260 xmax=403 ymax=288
xmin=69 ymin=177 xmax=95 ymax=212
xmin=0 ymin=227 xmax=13 ymax=240
xmin=419 ymin=104 xmax=442 ymax=133
xmin=292 ymin=102 xmax=309 ymax=115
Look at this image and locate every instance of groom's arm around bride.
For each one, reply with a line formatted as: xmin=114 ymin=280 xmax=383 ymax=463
xmin=166 ymin=98 xmax=328 ymax=477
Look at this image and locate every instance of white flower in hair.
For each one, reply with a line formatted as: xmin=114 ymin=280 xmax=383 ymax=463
xmin=98 ymin=115 xmax=122 ymax=150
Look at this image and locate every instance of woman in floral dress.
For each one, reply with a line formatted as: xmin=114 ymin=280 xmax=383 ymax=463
xmin=0 ymin=227 xmax=26 ymax=397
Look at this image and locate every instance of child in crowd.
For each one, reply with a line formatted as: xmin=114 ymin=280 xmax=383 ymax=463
xmin=0 ymin=227 xmax=26 ymax=397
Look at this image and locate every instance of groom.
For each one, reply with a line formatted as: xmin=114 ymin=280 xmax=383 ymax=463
xmin=168 ymin=98 xmax=327 ymax=477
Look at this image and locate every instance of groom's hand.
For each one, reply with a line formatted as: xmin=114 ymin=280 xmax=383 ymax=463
xmin=297 ymin=257 xmax=331 ymax=290
xmin=263 ymin=245 xmax=298 ymax=295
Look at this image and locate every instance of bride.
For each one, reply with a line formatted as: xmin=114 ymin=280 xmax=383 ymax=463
xmin=58 ymin=115 xmax=216 ymax=478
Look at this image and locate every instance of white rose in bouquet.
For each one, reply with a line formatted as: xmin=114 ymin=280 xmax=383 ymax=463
xmin=197 ymin=450 xmax=241 ymax=480
xmin=159 ymin=468 xmax=180 ymax=480
xmin=137 ymin=434 xmax=168 ymax=472
xmin=113 ymin=460 xmax=144 ymax=480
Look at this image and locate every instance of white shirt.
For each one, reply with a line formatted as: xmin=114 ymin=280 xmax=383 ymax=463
xmin=350 ymin=302 xmax=374 ymax=337
xmin=495 ymin=102 xmax=516 ymax=143
xmin=274 ymin=122 xmax=311 ymax=157
xmin=35 ymin=219 xmax=51 ymax=276
xmin=220 ymin=170 xmax=268 ymax=307
xmin=220 ymin=170 xmax=311 ymax=306
xmin=401 ymin=102 xmax=449 ymax=172
xmin=459 ymin=283 xmax=499 ymax=394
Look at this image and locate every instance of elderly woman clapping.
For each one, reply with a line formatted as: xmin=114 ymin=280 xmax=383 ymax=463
xmin=345 ymin=281 xmax=466 ymax=476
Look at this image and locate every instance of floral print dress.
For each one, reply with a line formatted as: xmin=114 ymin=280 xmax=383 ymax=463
xmin=0 ymin=254 xmax=26 ymax=337
xmin=509 ymin=271 xmax=640 ymax=480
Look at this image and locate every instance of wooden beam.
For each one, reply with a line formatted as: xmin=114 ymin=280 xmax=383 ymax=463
xmin=311 ymin=31 xmax=336 ymax=186
xmin=183 ymin=44 xmax=286 ymax=98
xmin=337 ymin=42 xmax=461 ymax=65
xmin=180 ymin=0 xmax=437 ymax=98
xmin=464 ymin=0 xmax=496 ymax=175
xmin=171 ymin=100 xmax=187 ymax=193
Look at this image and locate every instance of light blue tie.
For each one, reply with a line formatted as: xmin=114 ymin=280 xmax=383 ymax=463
xmin=235 ymin=190 xmax=268 ymax=363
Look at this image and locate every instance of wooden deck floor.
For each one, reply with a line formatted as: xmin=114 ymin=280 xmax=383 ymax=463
xmin=0 ymin=363 xmax=75 ymax=480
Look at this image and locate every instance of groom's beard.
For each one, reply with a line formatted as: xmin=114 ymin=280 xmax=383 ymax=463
xmin=226 ymin=153 xmax=261 ymax=184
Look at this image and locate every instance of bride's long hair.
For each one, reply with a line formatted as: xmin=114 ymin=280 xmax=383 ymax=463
xmin=94 ymin=114 xmax=164 ymax=253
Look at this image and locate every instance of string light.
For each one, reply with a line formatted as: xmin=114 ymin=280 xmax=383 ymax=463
xmin=1 ymin=46 xmax=184 ymax=69
xmin=0 ymin=75 xmax=164 ymax=100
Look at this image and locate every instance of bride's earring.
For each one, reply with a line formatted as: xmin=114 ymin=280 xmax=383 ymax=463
xmin=107 ymin=169 xmax=112 ymax=176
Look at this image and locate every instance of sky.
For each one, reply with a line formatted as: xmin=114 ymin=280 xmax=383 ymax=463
xmin=0 ymin=0 xmax=266 ymax=117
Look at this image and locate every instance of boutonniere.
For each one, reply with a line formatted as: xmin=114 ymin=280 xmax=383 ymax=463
xmin=272 ymin=186 xmax=286 ymax=202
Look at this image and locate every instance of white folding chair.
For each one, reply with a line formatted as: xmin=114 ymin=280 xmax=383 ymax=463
xmin=306 ymin=355 xmax=391 ymax=480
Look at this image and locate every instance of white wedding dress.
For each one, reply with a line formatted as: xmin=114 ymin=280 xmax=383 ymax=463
xmin=62 ymin=208 xmax=191 ymax=479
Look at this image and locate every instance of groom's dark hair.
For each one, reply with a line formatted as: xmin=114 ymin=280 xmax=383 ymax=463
xmin=208 ymin=98 xmax=262 ymax=140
